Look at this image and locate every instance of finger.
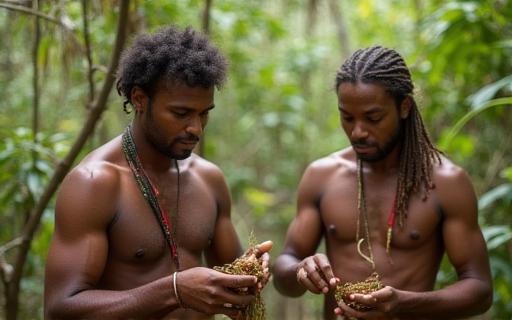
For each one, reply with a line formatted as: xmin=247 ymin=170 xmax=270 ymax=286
xmin=304 ymin=262 xmax=329 ymax=293
xmin=337 ymin=299 xmax=365 ymax=319
xmin=254 ymin=241 xmax=273 ymax=257
xmin=216 ymin=272 xmax=257 ymax=288
xmin=297 ymin=268 xmax=323 ymax=294
xmin=313 ymin=255 xmax=337 ymax=288
xmin=220 ymin=288 xmax=255 ymax=307
xmin=350 ymin=293 xmax=378 ymax=306
xmin=334 ymin=307 xmax=344 ymax=315
xmin=370 ymin=286 xmax=394 ymax=302
xmin=215 ymin=306 xmax=243 ymax=319
xmin=261 ymin=252 xmax=269 ymax=269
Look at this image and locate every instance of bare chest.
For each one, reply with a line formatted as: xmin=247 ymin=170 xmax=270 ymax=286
xmin=320 ymin=176 xmax=442 ymax=250
xmin=107 ymin=171 xmax=218 ymax=265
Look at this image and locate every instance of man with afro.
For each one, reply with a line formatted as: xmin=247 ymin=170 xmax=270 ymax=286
xmin=44 ymin=25 xmax=271 ymax=320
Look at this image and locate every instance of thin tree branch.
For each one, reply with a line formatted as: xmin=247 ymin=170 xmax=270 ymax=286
xmin=31 ymin=0 xmax=41 ymax=155
xmin=0 ymin=237 xmax=22 ymax=287
xmin=0 ymin=2 xmax=72 ymax=30
xmin=0 ymin=238 xmax=23 ymax=257
xmin=328 ymin=0 xmax=351 ymax=59
xmin=81 ymin=0 xmax=95 ymax=105
xmin=196 ymin=0 xmax=213 ymax=158
xmin=306 ymin=0 xmax=318 ymax=36
xmin=202 ymin=0 xmax=212 ymax=35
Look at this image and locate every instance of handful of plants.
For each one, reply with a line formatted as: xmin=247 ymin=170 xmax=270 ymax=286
xmin=214 ymin=240 xmax=267 ymax=320
xmin=334 ymin=272 xmax=384 ymax=311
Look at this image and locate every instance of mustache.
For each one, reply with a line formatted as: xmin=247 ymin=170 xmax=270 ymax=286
xmin=175 ymin=133 xmax=200 ymax=143
xmin=351 ymin=140 xmax=376 ymax=148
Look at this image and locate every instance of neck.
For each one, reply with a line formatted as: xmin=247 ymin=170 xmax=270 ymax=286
xmin=130 ymin=120 xmax=174 ymax=173
xmin=362 ymin=143 xmax=402 ymax=174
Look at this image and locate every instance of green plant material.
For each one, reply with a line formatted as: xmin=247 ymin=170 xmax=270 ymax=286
xmin=439 ymin=97 xmax=512 ymax=150
xmin=214 ymin=234 xmax=265 ymax=320
xmin=335 ymin=272 xmax=384 ymax=313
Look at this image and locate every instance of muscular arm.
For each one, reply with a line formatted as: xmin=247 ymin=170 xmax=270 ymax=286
xmin=203 ymin=163 xmax=243 ymax=267
xmin=273 ymin=163 xmax=326 ymax=297
xmin=396 ymin=166 xmax=492 ymax=318
xmin=44 ymin=165 xmax=180 ymax=319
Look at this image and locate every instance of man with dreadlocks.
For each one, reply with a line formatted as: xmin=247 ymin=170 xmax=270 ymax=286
xmin=273 ymin=46 xmax=492 ymax=319
xmin=44 ymin=26 xmax=271 ymax=319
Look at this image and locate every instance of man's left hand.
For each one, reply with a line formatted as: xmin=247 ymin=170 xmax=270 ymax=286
xmin=251 ymin=240 xmax=273 ymax=291
xmin=334 ymin=286 xmax=400 ymax=319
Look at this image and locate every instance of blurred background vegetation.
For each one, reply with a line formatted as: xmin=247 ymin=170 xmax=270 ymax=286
xmin=0 ymin=0 xmax=511 ymax=319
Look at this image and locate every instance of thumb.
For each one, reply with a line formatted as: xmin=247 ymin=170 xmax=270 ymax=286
xmin=254 ymin=240 xmax=273 ymax=257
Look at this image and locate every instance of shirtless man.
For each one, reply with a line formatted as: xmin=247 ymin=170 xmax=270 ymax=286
xmin=273 ymin=46 xmax=492 ymax=320
xmin=44 ymin=26 xmax=271 ymax=320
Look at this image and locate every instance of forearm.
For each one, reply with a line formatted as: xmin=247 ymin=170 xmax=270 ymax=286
xmin=273 ymin=253 xmax=307 ymax=297
xmin=46 ymin=276 xmax=179 ymax=319
xmin=396 ymin=278 xmax=492 ymax=319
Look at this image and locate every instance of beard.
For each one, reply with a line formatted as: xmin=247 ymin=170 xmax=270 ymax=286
xmin=143 ymin=103 xmax=200 ymax=160
xmin=352 ymin=120 xmax=403 ymax=162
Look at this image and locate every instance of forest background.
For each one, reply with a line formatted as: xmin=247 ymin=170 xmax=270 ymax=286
xmin=0 ymin=0 xmax=511 ymax=319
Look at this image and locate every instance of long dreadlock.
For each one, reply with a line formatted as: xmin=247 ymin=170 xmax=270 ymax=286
xmin=335 ymin=46 xmax=442 ymax=228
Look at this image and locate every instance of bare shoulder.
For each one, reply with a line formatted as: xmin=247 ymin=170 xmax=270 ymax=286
xmin=433 ymin=155 xmax=477 ymax=217
xmin=304 ymin=147 xmax=354 ymax=179
xmin=185 ymin=153 xmax=225 ymax=182
xmin=433 ymin=155 xmax=473 ymax=187
xmin=56 ymin=139 xmax=125 ymax=233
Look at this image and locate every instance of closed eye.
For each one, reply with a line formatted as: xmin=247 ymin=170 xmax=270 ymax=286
xmin=367 ymin=116 xmax=382 ymax=123
xmin=172 ymin=110 xmax=188 ymax=118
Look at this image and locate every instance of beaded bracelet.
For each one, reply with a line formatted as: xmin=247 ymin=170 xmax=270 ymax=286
xmin=173 ymin=272 xmax=184 ymax=308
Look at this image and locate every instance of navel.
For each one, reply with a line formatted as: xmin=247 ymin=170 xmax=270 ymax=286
xmin=328 ymin=224 xmax=337 ymax=235
xmin=135 ymin=248 xmax=146 ymax=259
xmin=410 ymin=230 xmax=421 ymax=241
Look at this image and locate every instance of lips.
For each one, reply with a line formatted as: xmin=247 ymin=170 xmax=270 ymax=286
xmin=352 ymin=145 xmax=375 ymax=153
xmin=179 ymin=140 xmax=198 ymax=146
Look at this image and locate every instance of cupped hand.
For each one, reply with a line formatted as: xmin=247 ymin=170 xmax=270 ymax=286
xmin=296 ymin=253 xmax=339 ymax=294
xmin=176 ymin=267 xmax=258 ymax=319
xmin=334 ymin=285 xmax=399 ymax=320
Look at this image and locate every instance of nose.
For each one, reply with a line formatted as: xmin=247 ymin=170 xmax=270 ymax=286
xmin=351 ymin=121 xmax=368 ymax=141
xmin=185 ymin=115 xmax=203 ymax=137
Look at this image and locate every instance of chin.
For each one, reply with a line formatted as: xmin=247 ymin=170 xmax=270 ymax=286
xmin=357 ymin=153 xmax=385 ymax=162
xmin=172 ymin=150 xmax=193 ymax=160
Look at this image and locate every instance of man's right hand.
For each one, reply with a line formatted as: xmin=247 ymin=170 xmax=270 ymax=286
xmin=296 ymin=253 xmax=339 ymax=294
xmin=176 ymin=267 xmax=258 ymax=319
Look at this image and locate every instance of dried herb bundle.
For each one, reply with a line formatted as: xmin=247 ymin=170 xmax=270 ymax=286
xmin=214 ymin=239 xmax=265 ymax=320
xmin=334 ymin=272 xmax=384 ymax=312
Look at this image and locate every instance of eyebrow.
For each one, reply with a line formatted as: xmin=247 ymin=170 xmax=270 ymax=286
xmin=339 ymin=106 xmax=383 ymax=114
xmin=168 ymin=104 xmax=216 ymax=111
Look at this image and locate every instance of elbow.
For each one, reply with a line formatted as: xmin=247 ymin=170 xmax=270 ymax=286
xmin=272 ymin=276 xmax=304 ymax=298
xmin=272 ymin=259 xmax=305 ymax=298
xmin=477 ymin=283 xmax=493 ymax=314
xmin=470 ymin=280 xmax=493 ymax=316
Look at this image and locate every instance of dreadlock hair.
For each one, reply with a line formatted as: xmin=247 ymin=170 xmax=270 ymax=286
xmin=335 ymin=45 xmax=442 ymax=227
xmin=116 ymin=25 xmax=228 ymax=113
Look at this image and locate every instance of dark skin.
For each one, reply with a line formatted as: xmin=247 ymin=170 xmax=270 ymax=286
xmin=44 ymin=80 xmax=272 ymax=320
xmin=273 ymin=82 xmax=492 ymax=320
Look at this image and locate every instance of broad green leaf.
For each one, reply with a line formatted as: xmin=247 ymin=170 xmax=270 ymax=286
xmin=478 ymin=183 xmax=512 ymax=210
xmin=467 ymin=75 xmax=512 ymax=109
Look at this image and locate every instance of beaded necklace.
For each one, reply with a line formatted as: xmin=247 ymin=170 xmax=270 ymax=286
xmin=122 ymin=125 xmax=181 ymax=270
xmin=356 ymin=158 xmax=397 ymax=270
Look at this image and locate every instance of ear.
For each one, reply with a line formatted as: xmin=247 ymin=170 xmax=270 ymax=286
xmin=130 ymin=86 xmax=149 ymax=113
xmin=399 ymin=96 xmax=412 ymax=119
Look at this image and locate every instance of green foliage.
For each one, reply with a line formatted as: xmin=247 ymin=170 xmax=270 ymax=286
xmin=1 ymin=0 xmax=512 ymax=319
